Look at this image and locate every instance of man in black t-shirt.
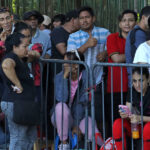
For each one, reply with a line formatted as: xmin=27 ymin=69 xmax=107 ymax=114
xmin=45 ymin=10 xmax=80 ymax=140
xmin=51 ymin=9 xmax=80 ymax=72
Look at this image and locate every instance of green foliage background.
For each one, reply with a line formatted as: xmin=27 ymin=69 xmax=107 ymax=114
xmin=0 ymin=0 xmax=149 ymax=32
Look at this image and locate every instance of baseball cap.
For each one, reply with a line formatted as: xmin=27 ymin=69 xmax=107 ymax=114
xmin=42 ymin=15 xmax=51 ymax=26
xmin=23 ymin=10 xmax=44 ymax=24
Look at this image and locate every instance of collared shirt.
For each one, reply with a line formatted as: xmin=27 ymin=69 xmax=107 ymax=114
xmin=67 ymin=26 xmax=110 ymax=84
xmin=31 ymin=28 xmax=51 ymax=57
xmin=107 ymin=32 xmax=128 ymax=93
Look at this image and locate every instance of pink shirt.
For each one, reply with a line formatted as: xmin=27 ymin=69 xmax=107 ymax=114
xmin=69 ymin=73 xmax=82 ymax=107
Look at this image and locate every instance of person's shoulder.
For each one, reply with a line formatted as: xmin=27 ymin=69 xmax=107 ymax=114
xmin=137 ymin=42 xmax=147 ymax=50
xmin=2 ymin=52 xmax=18 ymax=63
xmin=107 ymin=32 xmax=119 ymax=39
xmin=52 ymin=26 xmax=65 ymax=33
xmin=131 ymin=25 xmax=145 ymax=35
xmin=52 ymin=27 xmax=68 ymax=37
xmin=94 ymin=26 xmax=110 ymax=33
xmin=38 ymin=29 xmax=50 ymax=39
xmin=69 ymin=30 xmax=81 ymax=38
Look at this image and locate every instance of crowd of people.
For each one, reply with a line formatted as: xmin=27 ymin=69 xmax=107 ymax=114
xmin=0 ymin=4 xmax=150 ymax=150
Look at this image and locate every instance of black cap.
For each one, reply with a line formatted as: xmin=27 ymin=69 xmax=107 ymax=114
xmin=65 ymin=10 xmax=78 ymax=22
xmin=23 ymin=10 xmax=44 ymax=24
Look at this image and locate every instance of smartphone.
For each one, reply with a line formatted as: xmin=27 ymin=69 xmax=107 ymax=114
xmin=119 ymin=105 xmax=131 ymax=116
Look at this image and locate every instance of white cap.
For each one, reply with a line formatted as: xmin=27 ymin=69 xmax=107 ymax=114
xmin=42 ymin=15 xmax=51 ymax=26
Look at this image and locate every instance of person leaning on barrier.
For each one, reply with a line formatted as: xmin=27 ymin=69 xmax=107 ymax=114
xmin=0 ymin=33 xmax=40 ymax=150
xmin=106 ymin=9 xmax=137 ymax=137
xmin=133 ymin=16 xmax=150 ymax=73
xmin=113 ymin=67 xmax=150 ymax=150
xmin=51 ymin=9 xmax=80 ymax=73
xmin=67 ymin=6 xmax=110 ymax=127
xmin=51 ymin=51 xmax=104 ymax=149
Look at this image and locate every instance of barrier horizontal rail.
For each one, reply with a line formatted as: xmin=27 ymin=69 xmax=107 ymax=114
xmin=39 ymin=58 xmax=90 ymax=150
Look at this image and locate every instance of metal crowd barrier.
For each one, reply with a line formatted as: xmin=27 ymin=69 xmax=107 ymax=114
xmin=39 ymin=58 xmax=90 ymax=150
xmin=91 ymin=62 xmax=150 ymax=150
xmin=1 ymin=60 xmax=150 ymax=150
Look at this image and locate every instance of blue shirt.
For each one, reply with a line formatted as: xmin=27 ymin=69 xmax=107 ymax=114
xmin=67 ymin=26 xmax=110 ymax=84
xmin=32 ymin=28 xmax=51 ymax=57
xmin=125 ymin=25 xmax=147 ymax=87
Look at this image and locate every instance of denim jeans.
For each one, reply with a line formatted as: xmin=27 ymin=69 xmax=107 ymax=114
xmin=0 ymin=125 xmax=9 ymax=145
xmin=1 ymin=101 xmax=37 ymax=150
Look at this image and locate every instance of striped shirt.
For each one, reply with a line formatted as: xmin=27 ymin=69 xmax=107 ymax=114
xmin=67 ymin=26 xmax=110 ymax=84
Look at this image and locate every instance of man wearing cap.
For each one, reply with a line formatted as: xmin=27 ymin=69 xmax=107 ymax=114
xmin=23 ymin=10 xmax=51 ymax=58
xmin=51 ymin=9 xmax=80 ymax=72
xmin=40 ymin=15 xmax=51 ymax=36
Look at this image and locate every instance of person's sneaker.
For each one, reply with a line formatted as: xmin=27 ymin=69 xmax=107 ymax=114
xmin=58 ymin=143 xmax=70 ymax=150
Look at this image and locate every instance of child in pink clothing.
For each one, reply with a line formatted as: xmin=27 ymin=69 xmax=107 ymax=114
xmin=51 ymin=51 xmax=103 ymax=149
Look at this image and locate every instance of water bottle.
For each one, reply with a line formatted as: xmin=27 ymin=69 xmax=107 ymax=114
xmin=131 ymin=123 xmax=140 ymax=139
xmin=131 ymin=106 xmax=140 ymax=139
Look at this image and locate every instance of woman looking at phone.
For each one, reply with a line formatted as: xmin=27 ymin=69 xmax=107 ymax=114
xmin=113 ymin=67 xmax=150 ymax=150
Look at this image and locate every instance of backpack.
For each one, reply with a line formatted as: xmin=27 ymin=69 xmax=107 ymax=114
xmin=129 ymin=27 xmax=145 ymax=59
xmin=100 ymin=137 xmax=117 ymax=150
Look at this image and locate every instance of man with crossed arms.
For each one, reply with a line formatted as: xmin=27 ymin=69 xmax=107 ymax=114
xmin=67 ymin=6 xmax=110 ymax=126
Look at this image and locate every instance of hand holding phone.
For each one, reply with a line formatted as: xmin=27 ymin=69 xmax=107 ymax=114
xmin=119 ymin=105 xmax=132 ymax=116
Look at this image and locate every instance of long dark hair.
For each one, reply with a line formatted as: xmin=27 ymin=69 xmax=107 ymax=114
xmin=132 ymin=67 xmax=149 ymax=79
xmin=64 ymin=51 xmax=85 ymax=72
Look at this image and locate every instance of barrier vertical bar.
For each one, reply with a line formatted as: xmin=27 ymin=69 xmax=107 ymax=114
xmin=121 ymin=67 xmax=124 ymax=150
xmin=130 ymin=67 xmax=134 ymax=150
xmin=90 ymin=67 xmax=96 ymax=150
xmin=102 ymin=68 xmax=106 ymax=149
xmin=53 ymin=62 xmax=56 ymax=150
xmin=140 ymin=67 xmax=144 ymax=150
xmin=39 ymin=61 xmax=44 ymax=150
xmin=110 ymin=66 xmax=114 ymax=136
xmin=45 ymin=63 xmax=50 ymax=149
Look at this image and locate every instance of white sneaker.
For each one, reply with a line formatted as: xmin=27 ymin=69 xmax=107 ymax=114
xmin=58 ymin=143 xmax=70 ymax=150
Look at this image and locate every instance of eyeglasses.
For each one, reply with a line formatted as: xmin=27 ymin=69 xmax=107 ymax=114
xmin=70 ymin=49 xmax=81 ymax=61
xmin=0 ymin=7 xmax=9 ymax=13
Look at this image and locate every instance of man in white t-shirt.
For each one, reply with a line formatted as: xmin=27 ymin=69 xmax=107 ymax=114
xmin=133 ymin=41 xmax=150 ymax=65
xmin=133 ymin=16 xmax=150 ymax=73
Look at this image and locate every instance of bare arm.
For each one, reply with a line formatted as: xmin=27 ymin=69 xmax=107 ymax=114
xmin=130 ymin=114 xmax=150 ymax=123
xmin=97 ymin=51 xmax=108 ymax=62
xmin=127 ymin=101 xmax=150 ymax=123
xmin=27 ymin=50 xmax=40 ymax=62
xmin=110 ymin=53 xmax=125 ymax=63
xmin=126 ymin=102 xmax=132 ymax=110
xmin=56 ymin=43 xmax=66 ymax=56
xmin=2 ymin=58 xmax=23 ymax=93
xmin=78 ymin=42 xmax=90 ymax=54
